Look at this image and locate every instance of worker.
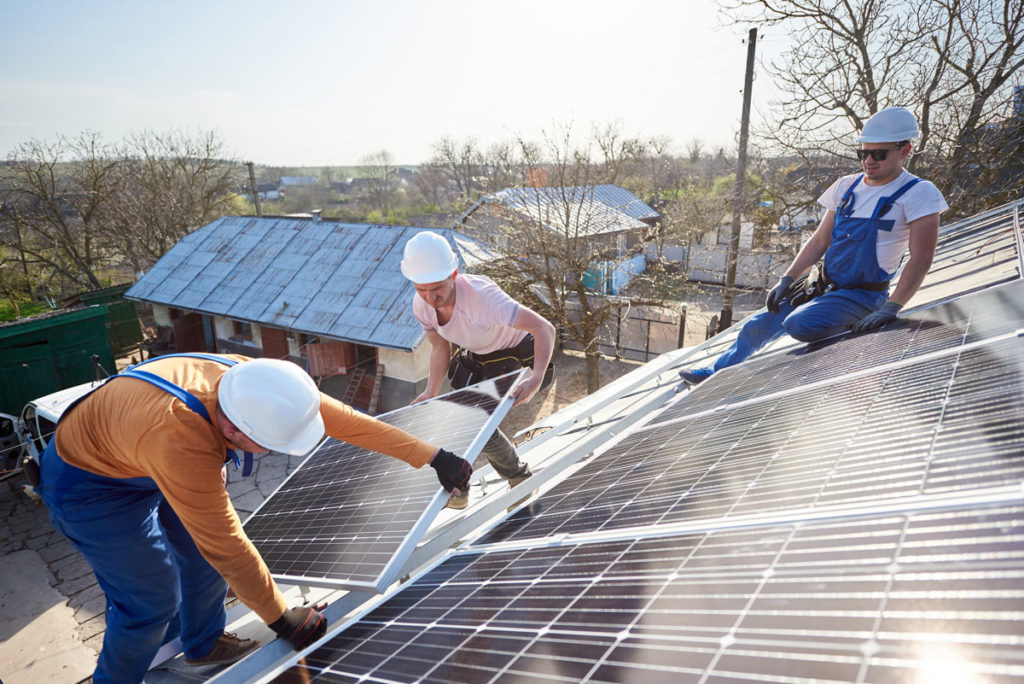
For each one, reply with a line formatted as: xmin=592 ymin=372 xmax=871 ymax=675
xmin=36 ymin=353 xmax=472 ymax=684
xmin=680 ymin=107 xmax=948 ymax=385
xmin=401 ymin=231 xmax=556 ymax=509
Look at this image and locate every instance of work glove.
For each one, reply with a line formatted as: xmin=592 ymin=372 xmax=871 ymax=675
xmin=766 ymin=275 xmax=795 ymax=314
xmin=430 ymin=449 xmax=472 ymax=494
xmin=270 ymin=603 xmax=327 ymax=651
xmin=852 ymin=300 xmax=902 ymax=334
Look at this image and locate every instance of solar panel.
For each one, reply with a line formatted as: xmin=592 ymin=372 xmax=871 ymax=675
xmin=242 ymin=371 xmax=523 ymax=591
xmin=270 ymin=502 xmax=1024 ymax=683
xmin=665 ymin=279 xmax=1024 ymax=421
xmin=478 ymin=334 xmax=1024 ymax=545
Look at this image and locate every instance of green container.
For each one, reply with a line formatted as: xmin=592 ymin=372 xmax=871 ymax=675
xmin=73 ymin=284 xmax=142 ymax=354
xmin=0 ymin=306 xmax=115 ymax=414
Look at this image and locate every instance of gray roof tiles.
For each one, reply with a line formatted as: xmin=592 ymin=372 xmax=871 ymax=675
xmin=126 ymin=217 xmax=482 ymax=351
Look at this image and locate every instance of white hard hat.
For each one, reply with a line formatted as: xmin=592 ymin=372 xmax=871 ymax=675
xmin=218 ymin=358 xmax=324 ymax=455
xmin=856 ymin=107 xmax=920 ymax=143
xmin=400 ymin=231 xmax=458 ymax=284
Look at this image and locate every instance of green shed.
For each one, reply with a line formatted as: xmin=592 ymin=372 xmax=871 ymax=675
xmin=67 ymin=283 xmax=143 ymax=354
xmin=0 ymin=306 xmax=115 ymax=414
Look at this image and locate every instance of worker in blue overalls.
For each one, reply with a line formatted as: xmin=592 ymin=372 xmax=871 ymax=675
xmin=36 ymin=354 xmax=472 ymax=684
xmin=680 ymin=107 xmax=948 ymax=385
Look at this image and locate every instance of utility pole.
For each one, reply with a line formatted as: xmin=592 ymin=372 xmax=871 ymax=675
xmin=719 ymin=27 xmax=757 ymax=332
xmin=246 ymin=161 xmax=263 ymax=217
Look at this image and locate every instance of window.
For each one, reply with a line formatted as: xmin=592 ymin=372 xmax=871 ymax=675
xmin=232 ymin=320 xmax=252 ymax=340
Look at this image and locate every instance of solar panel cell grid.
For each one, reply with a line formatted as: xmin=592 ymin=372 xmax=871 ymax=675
xmin=243 ymin=373 xmax=521 ymax=589
xmin=478 ymin=337 xmax=1024 ymax=544
xmin=273 ymin=505 xmax=1024 ymax=683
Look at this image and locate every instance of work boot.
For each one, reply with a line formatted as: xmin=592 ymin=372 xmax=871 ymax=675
xmin=185 ymin=632 xmax=261 ymax=666
xmin=506 ymin=466 xmax=533 ymax=488
xmin=679 ymin=367 xmax=715 ymax=386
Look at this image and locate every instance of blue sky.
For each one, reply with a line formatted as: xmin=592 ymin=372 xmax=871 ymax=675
xmin=0 ymin=0 xmax=783 ymax=166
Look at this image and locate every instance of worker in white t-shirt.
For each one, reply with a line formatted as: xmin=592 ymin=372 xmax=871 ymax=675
xmin=680 ymin=107 xmax=949 ymax=385
xmin=401 ymin=231 xmax=556 ymax=509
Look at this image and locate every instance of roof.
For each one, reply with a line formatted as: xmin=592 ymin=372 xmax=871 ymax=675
xmin=466 ymin=184 xmax=655 ymax=237
xmin=151 ymin=197 xmax=1024 ymax=683
xmin=125 ymin=217 xmax=492 ymax=351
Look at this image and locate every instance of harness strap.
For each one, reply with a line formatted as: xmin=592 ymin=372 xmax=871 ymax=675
xmin=837 ymin=175 xmax=862 ymax=217
xmin=109 ymin=353 xmax=253 ymax=476
xmin=871 ymin=177 xmax=922 ymax=219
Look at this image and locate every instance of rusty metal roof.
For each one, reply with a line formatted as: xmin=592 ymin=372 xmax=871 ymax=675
xmin=126 ymin=217 xmax=491 ymax=351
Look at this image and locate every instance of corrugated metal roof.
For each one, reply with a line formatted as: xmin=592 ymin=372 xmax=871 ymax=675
xmin=125 ymin=218 xmax=485 ymax=351
xmin=475 ymin=184 xmax=655 ymax=237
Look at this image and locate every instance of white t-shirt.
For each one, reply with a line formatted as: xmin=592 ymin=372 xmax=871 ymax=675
xmin=412 ymin=273 xmax=526 ymax=354
xmin=818 ymin=170 xmax=948 ymax=274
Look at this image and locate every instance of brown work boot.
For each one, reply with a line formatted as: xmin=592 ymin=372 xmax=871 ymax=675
xmin=184 ymin=632 xmax=261 ymax=666
xmin=507 ymin=467 xmax=533 ymax=488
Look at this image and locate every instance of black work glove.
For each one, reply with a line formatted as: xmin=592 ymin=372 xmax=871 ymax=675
xmin=270 ymin=604 xmax=327 ymax=651
xmin=430 ymin=449 xmax=472 ymax=493
xmin=852 ymin=300 xmax=902 ymax=334
xmin=766 ymin=275 xmax=795 ymax=314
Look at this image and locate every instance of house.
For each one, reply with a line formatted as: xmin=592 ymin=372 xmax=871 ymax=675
xmin=456 ymin=184 xmax=658 ymax=259
xmin=125 ymin=216 xmax=494 ymax=413
xmin=278 ymin=175 xmax=318 ymax=188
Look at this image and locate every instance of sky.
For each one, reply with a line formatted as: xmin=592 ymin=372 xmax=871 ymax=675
xmin=0 ymin=0 xmax=786 ymax=167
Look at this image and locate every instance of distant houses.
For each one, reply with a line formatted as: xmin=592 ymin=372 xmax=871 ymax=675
xmin=126 ymin=216 xmax=494 ymax=413
xmin=457 ymin=184 xmax=659 ymax=259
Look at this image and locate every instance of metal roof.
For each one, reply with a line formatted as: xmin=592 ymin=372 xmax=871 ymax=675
xmin=125 ymin=217 xmax=489 ymax=351
xmin=475 ymin=185 xmax=654 ymax=237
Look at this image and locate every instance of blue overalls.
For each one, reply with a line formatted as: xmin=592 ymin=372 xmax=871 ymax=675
xmin=37 ymin=353 xmax=251 ymax=684
xmin=713 ymin=175 xmax=921 ymax=371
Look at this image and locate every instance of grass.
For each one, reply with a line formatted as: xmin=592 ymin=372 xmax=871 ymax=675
xmin=0 ymin=300 xmax=52 ymax=322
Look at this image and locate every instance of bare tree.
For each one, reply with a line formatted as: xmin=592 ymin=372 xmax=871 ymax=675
xmin=0 ymin=129 xmax=239 ymax=300
xmin=359 ymin=148 xmax=397 ymax=216
xmin=0 ymin=132 xmax=123 ymax=293
xmin=686 ymin=138 xmax=705 ymax=164
xmin=109 ymin=130 xmax=239 ymax=273
xmin=476 ymin=127 xmax=661 ymax=392
xmin=722 ymin=0 xmax=1024 ymax=212
xmin=429 ymin=136 xmax=483 ymax=205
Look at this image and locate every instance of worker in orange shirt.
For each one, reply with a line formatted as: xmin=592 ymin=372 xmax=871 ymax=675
xmin=37 ymin=353 xmax=471 ymax=684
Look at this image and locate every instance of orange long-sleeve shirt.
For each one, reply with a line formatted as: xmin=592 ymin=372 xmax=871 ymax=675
xmin=54 ymin=354 xmax=436 ymax=623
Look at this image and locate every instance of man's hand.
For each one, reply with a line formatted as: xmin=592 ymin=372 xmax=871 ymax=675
xmin=766 ymin=275 xmax=795 ymax=314
xmin=411 ymin=389 xmax=437 ymax=404
xmin=429 ymin=449 xmax=472 ymax=494
xmin=852 ymin=301 xmax=902 ymax=334
xmin=270 ymin=603 xmax=328 ymax=651
xmin=510 ymin=369 xmax=542 ymax=406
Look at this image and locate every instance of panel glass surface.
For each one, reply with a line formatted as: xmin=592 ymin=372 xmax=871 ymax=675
xmin=666 ymin=279 xmax=1024 ymax=421
xmin=479 ymin=336 xmax=1024 ymax=544
xmin=243 ymin=374 xmax=519 ymax=588
xmin=272 ymin=504 xmax=1024 ymax=683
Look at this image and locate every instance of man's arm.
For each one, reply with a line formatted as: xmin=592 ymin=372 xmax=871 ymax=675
xmin=413 ymin=330 xmax=452 ymax=404
xmin=783 ymin=210 xmax=835 ymax=279
xmin=509 ymin=306 xmax=556 ymax=406
xmin=888 ymin=213 xmax=939 ymax=306
xmin=852 ymin=212 xmax=940 ymax=333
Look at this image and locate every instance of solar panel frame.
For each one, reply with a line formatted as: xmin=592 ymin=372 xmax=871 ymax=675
xmin=242 ymin=370 xmax=524 ymax=591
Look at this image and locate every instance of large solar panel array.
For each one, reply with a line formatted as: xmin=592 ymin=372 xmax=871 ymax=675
xmin=244 ymin=201 xmax=1024 ymax=683
xmin=243 ymin=372 xmax=522 ymax=591
xmin=662 ymin=278 xmax=1024 ymax=419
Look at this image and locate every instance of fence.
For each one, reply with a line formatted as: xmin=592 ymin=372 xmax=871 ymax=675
xmin=561 ymin=296 xmax=686 ymax=362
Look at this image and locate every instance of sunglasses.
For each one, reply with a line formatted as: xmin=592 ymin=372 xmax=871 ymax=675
xmin=856 ymin=144 xmax=905 ymax=162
